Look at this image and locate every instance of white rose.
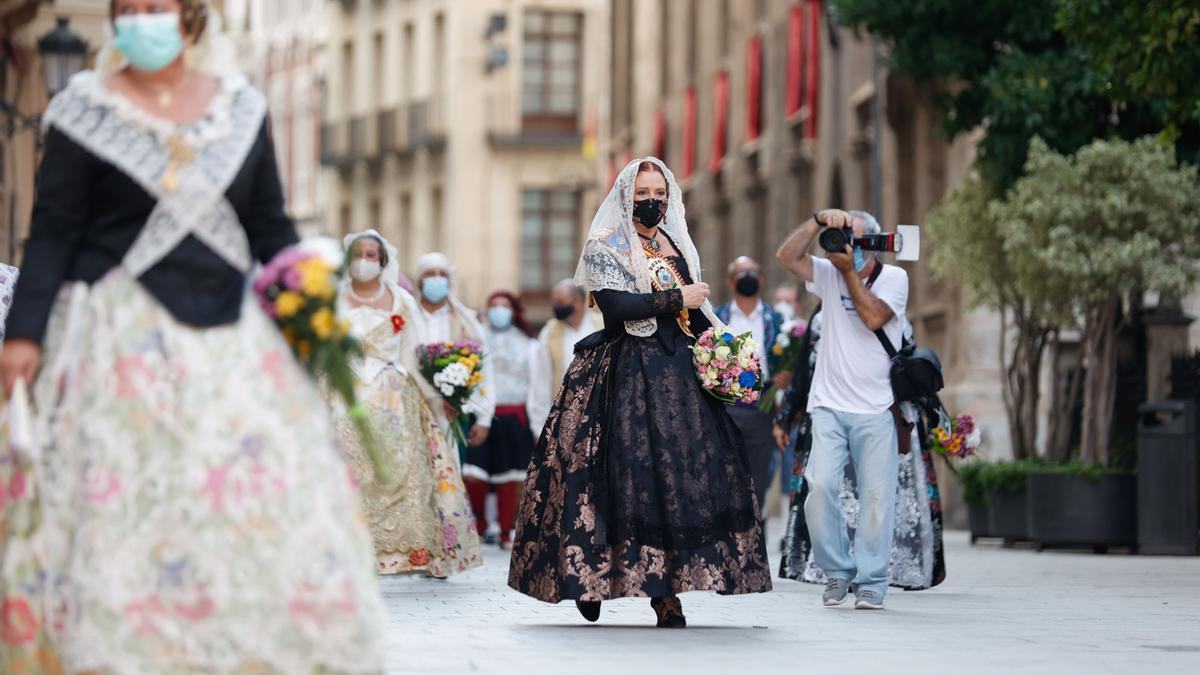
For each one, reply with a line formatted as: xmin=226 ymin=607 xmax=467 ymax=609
xmin=743 ymin=338 xmax=759 ymax=353
xmin=777 ymin=334 xmax=791 ymax=348
xmin=696 ymin=351 xmax=712 ymax=365
xmin=714 ymin=346 xmax=732 ymax=362
xmin=439 ymin=383 xmax=455 ymax=397
xmin=737 ymin=353 xmax=753 ymax=369
xmin=704 ymin=368 xmax=720 ymax=383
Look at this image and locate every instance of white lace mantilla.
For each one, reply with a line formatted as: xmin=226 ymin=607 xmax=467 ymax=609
xmin=576 ymin=157 xmax=723 ymax=337
xmin=41 ymin=70 xmax=265 ymax=277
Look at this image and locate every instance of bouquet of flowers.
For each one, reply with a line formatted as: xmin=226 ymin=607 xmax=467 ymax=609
xmin=252 ymin=246 xmax=387 ymax=481
xmin=692 ymin=328 xmax=765 ymax=405
xmin=929 ymin=412 xmax=981 ymax=460
xmin=419 ymin=340 xmax=485 ymax=445
xmin=757 ymin=318 xmax=809 ymax=412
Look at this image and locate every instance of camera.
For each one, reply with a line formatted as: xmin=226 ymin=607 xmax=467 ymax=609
xmin=818 ymin=223 xmax=921 ymax=262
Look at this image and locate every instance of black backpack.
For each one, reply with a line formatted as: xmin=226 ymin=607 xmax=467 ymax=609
xmin=865 ymin=263 xmax=944 ymax=404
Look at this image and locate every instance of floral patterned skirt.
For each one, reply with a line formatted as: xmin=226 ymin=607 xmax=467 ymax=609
xmin=27 ymin=271 xmax=386 ymax=674
xmin=329 ymin=367 xmax=482 ymax=577
xmin=508 ymin=330 xmax=772 ymax=603
xmin=779 ymin=402 xmax=947 ymax=590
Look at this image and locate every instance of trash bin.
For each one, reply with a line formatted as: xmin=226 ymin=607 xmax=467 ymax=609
xmin=1137 ymin=400 xmax=1199 ymax=555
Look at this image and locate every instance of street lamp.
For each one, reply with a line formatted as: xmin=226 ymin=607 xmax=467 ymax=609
xmin=37 ymin=17 xmax=89 ymax=98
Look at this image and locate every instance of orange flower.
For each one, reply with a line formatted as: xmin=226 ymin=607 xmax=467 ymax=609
xmin=1 ymin=598 xmax=38 ymax=645
xmin=408 ymin=548 xmax=432 ymax=567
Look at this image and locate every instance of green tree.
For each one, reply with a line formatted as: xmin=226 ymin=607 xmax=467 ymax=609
xmin=995 ymin=137 xmax=1200 ymax=464
xmin=830 ymin=0 xmax=1176 ymax=190
xmin=927 ymin=177 xmax=1070 ymax=459
xmin=1057 ymin=0 xmax=1200 ymax=140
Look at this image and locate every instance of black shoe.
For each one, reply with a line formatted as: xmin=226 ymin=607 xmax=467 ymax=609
xmin=575 ymin=600 xmax=602 ymax=623
xmin=651 ymin=596 xmax=687 ymax=628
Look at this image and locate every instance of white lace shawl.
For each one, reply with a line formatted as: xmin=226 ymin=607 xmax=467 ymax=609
xmin=39 ymin=69 xmax=267 ymax=277
xmin=574 ymin=156 xmax=723 ymax=337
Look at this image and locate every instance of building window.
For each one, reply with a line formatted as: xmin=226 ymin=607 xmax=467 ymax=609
xmin=522 ymin=10 xmax=582 ymax=133
xmin=520 ymin=189 xmax=580 ymax=292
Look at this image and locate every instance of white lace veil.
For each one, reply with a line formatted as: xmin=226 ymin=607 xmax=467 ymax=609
xmin=574 ymin=156 xmax=723 ymax=337
xmin=95 ymin=1 xmax=240 ymax=79
xmin=342 ymin=229 xmax=401 ymax=287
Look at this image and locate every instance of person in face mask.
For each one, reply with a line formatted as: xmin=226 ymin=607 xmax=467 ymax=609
xmin=463 ymin=291 xmax=552 ymax=549
xmin=536 ymin=278 xmax=603 ymax=399
xmin=334 ymin=231 xmax=483 ymax=579
xmin=0 ymin=2 xmax=389 ymax=670
xmin=415 ymin=252 xmax=495 ymax=451
xmin=715 ymin=256 xmax=788 ymax=515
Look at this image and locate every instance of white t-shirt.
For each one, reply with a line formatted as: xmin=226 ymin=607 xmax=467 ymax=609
xmin=805 ymin=257 xmax=908 ymax=415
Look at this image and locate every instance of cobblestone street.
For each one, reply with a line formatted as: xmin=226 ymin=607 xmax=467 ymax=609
xmin=379 ymin=526 xmax=1200 ymax=674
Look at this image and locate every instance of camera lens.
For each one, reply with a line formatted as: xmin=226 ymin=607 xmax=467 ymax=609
xmin=819 ymin=227 xmax=849 ymax=253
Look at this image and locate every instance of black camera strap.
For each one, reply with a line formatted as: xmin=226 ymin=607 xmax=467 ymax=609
xmin=863 ymin=260 xmax=900 ymax=358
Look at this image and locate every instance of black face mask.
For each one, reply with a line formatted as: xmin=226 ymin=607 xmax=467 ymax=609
xmin=553 ymin=304 xmax=575 ymax=321
xmin=632 ymin=198 xmax=665 ymax=228
xmin=734 ymin=275 xmax=761 ymax=297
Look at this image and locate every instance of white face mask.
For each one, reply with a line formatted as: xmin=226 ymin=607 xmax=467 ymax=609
xmin=350 ymin=259 xmax=382 ymax=282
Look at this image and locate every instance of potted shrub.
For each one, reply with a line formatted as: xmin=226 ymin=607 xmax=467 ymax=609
xmin=1026 ymin=461 xmax=1137 ymax=552
xmin=983 ymin=460 xmax=1032 ymax=545
xmin=956 ymin=461 xmax=993 ymax=543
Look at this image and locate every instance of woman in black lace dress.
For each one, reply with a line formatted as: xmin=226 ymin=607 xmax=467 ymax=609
xmin=508 ymin=158 xmax=772 ymax=627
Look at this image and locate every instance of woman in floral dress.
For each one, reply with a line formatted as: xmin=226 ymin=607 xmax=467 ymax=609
xmin=0 ymin=2 xmax=385 ymax=672
xmin=334 ymin=230 xmax=482 ymax=577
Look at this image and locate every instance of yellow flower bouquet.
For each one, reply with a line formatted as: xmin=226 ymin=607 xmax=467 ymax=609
xmin=253 ymin=246 xmax=387 ymax=481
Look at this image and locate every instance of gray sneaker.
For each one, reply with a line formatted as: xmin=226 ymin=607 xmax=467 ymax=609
xmin=854 ymin=589 xmax=885 ymax=610
xmin=822 ymin=579 xmax=850 ymax=607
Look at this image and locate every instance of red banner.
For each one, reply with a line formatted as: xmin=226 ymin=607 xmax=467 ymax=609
xmin=746 ymin=35 xmax=763 ymax=141
xmin=683 ymin=85 xmax=697 ymax=178
xmin=654 ymin=107 xmax=667 ymax=160
xmin=804 ymin=0 xmax=821 ymax=140
xmin=786 ymin=4 xmax=804 ymax=117
xmin=709 ymin=70 xmax=729 ymax=174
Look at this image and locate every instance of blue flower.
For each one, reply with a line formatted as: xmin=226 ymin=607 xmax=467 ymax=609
xmin=722 ymin=332 xmax=735 ymax=344
xmin=738 ymin=371 xmax=758 ymax=388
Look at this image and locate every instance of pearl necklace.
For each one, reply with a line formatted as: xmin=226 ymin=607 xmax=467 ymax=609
xmin=347 ymin=281 xmax=386 ymax=304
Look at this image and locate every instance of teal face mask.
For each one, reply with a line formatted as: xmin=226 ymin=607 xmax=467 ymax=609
xmin=853 ymin=247 xmax=869 ymax=272
xmin=421 ymin=276 xmax=450 ymax=303
xmin=488 ymin=306 xmax=514 ymax=330
xmin=114 ymin=13 xmax=184 ymax=73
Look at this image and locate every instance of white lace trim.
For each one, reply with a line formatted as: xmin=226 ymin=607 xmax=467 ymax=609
xmin=42 ymin=70 xmax=264 ymax=277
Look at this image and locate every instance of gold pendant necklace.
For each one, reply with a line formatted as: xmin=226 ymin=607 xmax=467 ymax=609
xmin=637 ymin=228 xmax=661 ymax=252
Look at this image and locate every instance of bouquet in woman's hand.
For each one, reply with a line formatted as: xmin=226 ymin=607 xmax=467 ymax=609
xmin=253 ymin=246 xmax=387 ymax=481
xmin=419 ymin=340 xmax=485 ymax=445
xmin=692 ymin=328 xmax=764 ymax=405
xmin=757 ymin=318 xmax=809 ymax=413
xmin=930 ymin=412 xmax=981 ymax=460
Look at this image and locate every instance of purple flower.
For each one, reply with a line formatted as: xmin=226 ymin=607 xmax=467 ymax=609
xmin=282 ymin=268 xmax=303 ymax=291
xmin=443 ymin=523 xmax=459 ymax=548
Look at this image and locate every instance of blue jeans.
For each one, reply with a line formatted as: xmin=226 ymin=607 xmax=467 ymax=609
xmin=804 ymin=406 xmax=898 ymax=597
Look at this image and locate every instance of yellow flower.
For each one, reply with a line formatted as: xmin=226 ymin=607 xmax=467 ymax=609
xmin=335 ymin=319 xmax=351 ymax=338
xmin=437 ymin=480 xmax=454 ymax=493
xmin=275 ymin=291 xmax=305 ymax=318
xmin=773 ymin=344 xmax=784 ymax=356
xmin=297 ymin=340 xmax=312 ymax=361
xmin=296 ymin=258 xmax=335 ymax=299
xmin=468 ymin=372 xmax=484 ymax=387
xmin=281 ymin=327 xmax=296 ymax=345
xmin=310 ymin=307 xmax=335 ymax=340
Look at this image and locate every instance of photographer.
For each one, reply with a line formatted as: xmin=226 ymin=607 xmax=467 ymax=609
xmin=775 ymin=209 xmax=909 ymax=611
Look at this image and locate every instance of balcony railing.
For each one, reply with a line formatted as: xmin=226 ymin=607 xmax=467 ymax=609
xmin=375 ymin=98 xmax=447 ymax=156
xmin=408 ymin=97 xmax=447 ymax=150
xmin=486 ymin=92 xmax=581 ymax=148
xmin=319 ymin=121 xmax=349 ymax=166
xmin=348 ymin=114 xmax=380 ymax=161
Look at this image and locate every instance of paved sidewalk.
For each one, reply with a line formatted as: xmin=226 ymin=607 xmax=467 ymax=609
xmin=379 ymin=527 xmax=1200 ymax=674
